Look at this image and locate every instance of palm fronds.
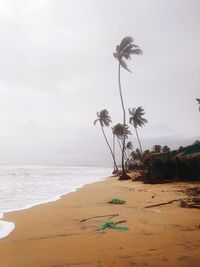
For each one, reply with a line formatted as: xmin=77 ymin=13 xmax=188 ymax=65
xmin=112 ymin=123 xmax=131 ymax=140
xmin=113 ymin=36 xmax=142 ymax=72
xmin=94 ymin=109 xmax=112 ymax=127
xmin=129 ymin=106 xmax=148 ymax=128
xmin=126 ymin=141 xmax=133 ymax=150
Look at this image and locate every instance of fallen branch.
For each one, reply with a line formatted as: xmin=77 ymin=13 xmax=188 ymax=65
xmin=144 ymin=199 xmax=181 ymax=208
xmin=79 ymin=214 xmax=119 ymax=222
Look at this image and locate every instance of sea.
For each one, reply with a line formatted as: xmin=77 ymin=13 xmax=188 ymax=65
xmin=0 ymin=165 xmax=112 ymax=239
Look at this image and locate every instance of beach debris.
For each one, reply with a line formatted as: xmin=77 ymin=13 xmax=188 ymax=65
xmin=79 ymin=214 xmax=119 ymax=222
xmin=108 ymin=198 xmax=126 ymax=204
xmin=144 ymin=199 xmax=182 ymax=208
xmin=145 ymin=191 xmax=200 ymax=210
xmin=185 ymin=186 xmax=200 ymax=196
xmin=98 ymin=220 xmax=129 ymax=231
xmin=178 ymin=186 xmax=200 ymax=209
xmin=179 ymin=198 xmax=200 ymax=209
xmin=129 ymin=188 xmax=147 ymax=192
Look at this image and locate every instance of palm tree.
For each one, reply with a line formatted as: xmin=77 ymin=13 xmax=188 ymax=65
xmin=162 ymin=145 xmax=170 ymax=153
xmin=112 ymin=123 xmax=131 ymax=140
xmin=94 ymin=109 xmax=118 ymax=173
xmin=130 ymin=148 xmax=142 ymax=169
xmin=111 ymin=128 xmax=118 ymax=174
xmin=113 ymin=36 xmax=142 ymax=179
xmin=129 ymin=106 xmax=147 ymax=157
xmin=125 ymin=141 xmax=133 ymax=171
xmin=152 ymin=145 xmax=162 ymax=153
xmin=178 ymin=146 xmax=183 ymax=151
xmin=126 ymin=141 xmax=133 ymax=158
xmin=112 ymin=123 xmax=131 ymax=160
xmin=143 ymin=149 xmax=151 ymax=159
xmin=196 ymin=98 xmax=200 ymax=111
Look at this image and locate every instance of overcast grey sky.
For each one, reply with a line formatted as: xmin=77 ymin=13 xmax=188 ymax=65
xmin=0 ymin=0 xmax=199 ymax=166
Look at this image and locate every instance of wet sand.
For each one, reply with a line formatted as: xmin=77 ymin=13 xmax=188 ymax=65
xmin=0 ymin=173 xmax=200 ymax=267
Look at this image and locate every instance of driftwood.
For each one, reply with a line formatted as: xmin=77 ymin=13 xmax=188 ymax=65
xmin=144 ymin=199 xmax=181 ymax=209
xmin=79 ymin=214 xmax=119 ymax=222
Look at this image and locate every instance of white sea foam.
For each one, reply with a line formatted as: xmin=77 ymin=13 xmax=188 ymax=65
xmin=0 ymin=165 xmax=112 ymax=239
xmin=0 ymin=220 xmax=15 ymax=239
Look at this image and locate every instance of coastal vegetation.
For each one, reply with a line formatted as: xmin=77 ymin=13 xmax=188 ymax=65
xmin=94 ymin=36 xmax=199 ymax=183
xmin=152 ymin=145 xmax=162 ymax=153
xmin=142 ymin=141 xmax=200 ymax=183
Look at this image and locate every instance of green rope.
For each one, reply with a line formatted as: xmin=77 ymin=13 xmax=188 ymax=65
xmin=98 ymin=220 xmax=129 ymax=231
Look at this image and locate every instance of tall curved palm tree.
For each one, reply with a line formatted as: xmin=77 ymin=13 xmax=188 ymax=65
xmin=94 ymin=109 xmax=118 ymax=173
xmin=129 ymin=106 xmax=147 ymax=157
xmin=114 ymin=36 xmax=142 ymax=179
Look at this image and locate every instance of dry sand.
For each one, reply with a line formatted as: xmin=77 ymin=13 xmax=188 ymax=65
xmin=0 ymin=172 xmax=200 ymax=267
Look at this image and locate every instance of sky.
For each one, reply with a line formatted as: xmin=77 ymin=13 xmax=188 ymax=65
xmin=0 ymin=0 xmax=199 ymax=166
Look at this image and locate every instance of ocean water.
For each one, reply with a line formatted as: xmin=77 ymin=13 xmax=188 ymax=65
xmin=0 ymin=165 xmax=112 ymax=239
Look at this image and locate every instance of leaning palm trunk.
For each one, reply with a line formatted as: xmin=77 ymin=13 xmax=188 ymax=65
xmin=118 ymin=63 xmax=126 ymax=176
xmin=134 ymin=127 xmax=143 ymax=159
xmin=101 ymin=126 xmax=118 ymax=172
xmin=112 ymin=134 xmax=118 ymax=173
xmin=117 ymin=138 xmax=129 ymax=172
xmin=117 ymin=137 xmax=128 ymax=160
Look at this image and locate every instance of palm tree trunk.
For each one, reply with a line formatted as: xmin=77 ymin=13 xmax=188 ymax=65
xmin=117 ymin=137 xmax=128 ymax=160
xmin=101 ymin=126 xmax=118 ymax=172
xmin=118 ymin=63 xmax=126 ymax=176
xmin=135 ymin=127 xmax=143 ymax=158
xmin=112 ymin=134 xmax=118 ymax=173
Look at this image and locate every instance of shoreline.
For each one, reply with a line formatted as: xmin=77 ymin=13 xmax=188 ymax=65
xmin=0 ymin=173 xmax=200 ymax=267
xmin=0 ymin=170 xmax=111 ymax=240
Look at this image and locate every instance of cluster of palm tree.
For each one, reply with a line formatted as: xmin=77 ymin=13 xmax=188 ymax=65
xmin=129 ymin=145 xmax=171 ymax=170
xmin=94 ymin=36 xmax=148 ymax=180
xmin=151 ymin=145 xmax=170 ymax=153
xmin=94 ymin=39 xmax=199 ymax=180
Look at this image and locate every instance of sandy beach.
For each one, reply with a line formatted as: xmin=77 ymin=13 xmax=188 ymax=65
xmin=0 ymin=172 xmax=200 ymax=267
